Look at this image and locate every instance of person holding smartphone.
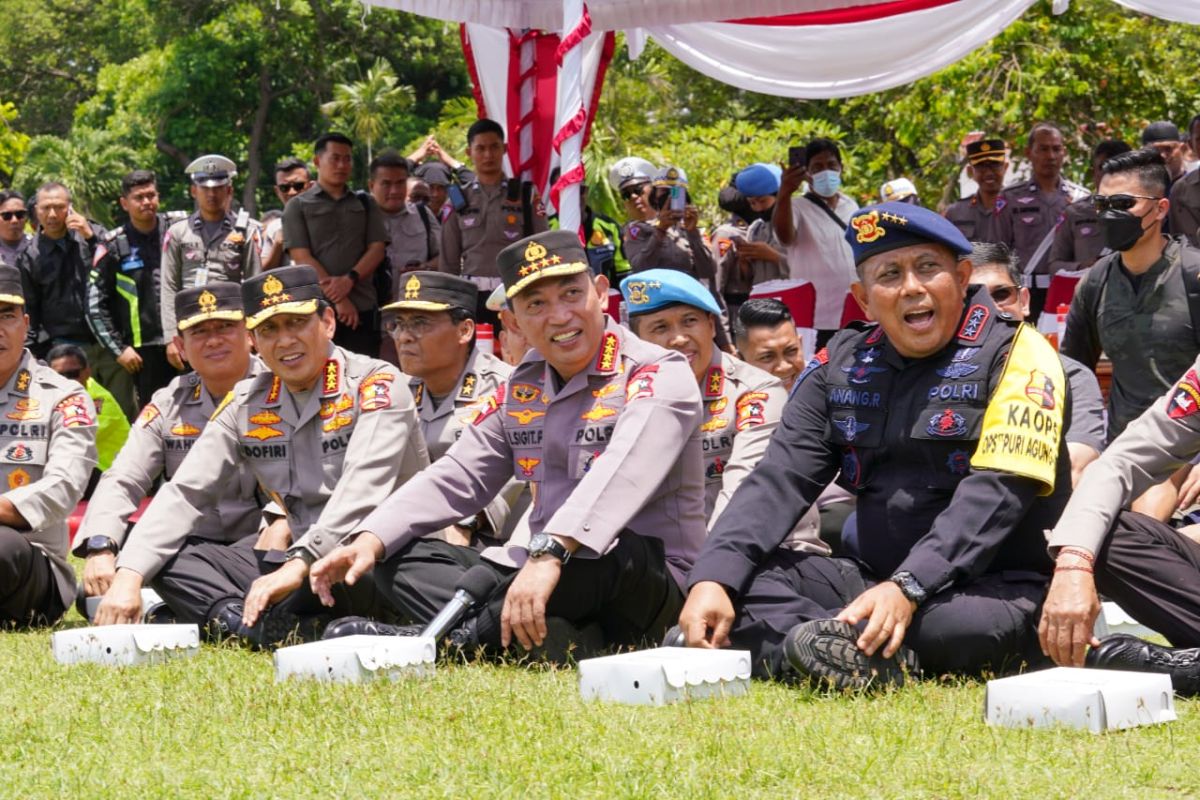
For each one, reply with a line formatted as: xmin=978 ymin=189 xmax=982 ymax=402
xmin=623 ymin=165 xmax=716 ymax=282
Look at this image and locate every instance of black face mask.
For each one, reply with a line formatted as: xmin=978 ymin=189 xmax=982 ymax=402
xmin=1099 ymin=207 xmax=1155 ymax=252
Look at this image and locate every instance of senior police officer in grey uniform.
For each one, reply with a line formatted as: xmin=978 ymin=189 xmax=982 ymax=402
xmin=944 ymin=139 xmax=1008 ymax=243
xmin=74 ymin=282 xmax=264 ymax=605
xmin=160 ymin=155 xmax=262 ymax=365
xmin=95 ymin=266 xmax=428 ymax=645
xmin=678 ymin=202 xmax=1073 ymax=688
xmin=0 ymin=264 xmax=97 ymax=626
xmin=312 ymin=230 xmax=707 ymax=657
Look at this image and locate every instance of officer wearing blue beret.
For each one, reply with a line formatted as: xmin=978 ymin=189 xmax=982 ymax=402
xmin=678 ymin=201 xmax=1074 ymax=688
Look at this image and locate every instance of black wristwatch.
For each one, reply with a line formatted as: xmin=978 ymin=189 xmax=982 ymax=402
xmin=527 ymin=532 xmax=570 ymax=564
xmin=456 ymin=515 xmax=484 ymax=536
xmin=889 ymin=571 xmax=928 ymax=605
xmin=85 ymin=535 xmax=119 ymax=556
xmin=347 ymin=269 xmax=361 ymax=285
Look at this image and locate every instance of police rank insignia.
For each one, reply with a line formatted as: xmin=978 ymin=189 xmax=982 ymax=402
xmin=170 ymin=423 xmax=201 ymax=437
xmin=735 ymin=392 xmax=769 ymax=431
xmin=926 ymin=409 xmax=968 ymax=437
xmin=595 ymin=332 xmax=619 ymax=372
xmin=957 ymin=305 xmax=989 ymax=342
xmin=198 ymin=290 xmax=218 ymax=313
xmin=322 ymin=360 xmax=341 ymax=396
xmin=7 ymin=468 xmax=30 ymax=490
xmin=705 ymin=367 xmax=725 ymax=398
xmin=842 ymin=348 xmax=886 ymax=385
xmin=14 ymin=369 xmax=30 ymax=393
xmin=459 ymin=374 xmax=477 ymax=399
xmin=1168 ymin=370 xmax=1200 ymax=420
xmin=56 ymin=395 xmax=95 ymax=428
xmin=6 ymin=398 xmax=41 ymax=421
xmin=936 ymin=347 xmax=980 ymax=379
xmin=834 ymin=415 xmax=870 ymax=442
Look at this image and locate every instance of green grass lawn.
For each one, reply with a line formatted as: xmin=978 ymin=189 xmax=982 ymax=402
xmin=0 ymin=615 xmax=1197 ymax=800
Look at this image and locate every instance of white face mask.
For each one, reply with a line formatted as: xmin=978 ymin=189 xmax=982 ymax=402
xmin=810 ymin=169 xmax=843 ymax=198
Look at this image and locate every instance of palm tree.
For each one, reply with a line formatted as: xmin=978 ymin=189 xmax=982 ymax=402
xmin=320 ymin=58 xmax=414 ymax=171
xmin=13 ymin=128 xmax=136 ymax=227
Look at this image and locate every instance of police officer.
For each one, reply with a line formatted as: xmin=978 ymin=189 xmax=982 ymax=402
xmin=74 ymin=282 xmax=263 ymax=605
xmin=608 ymin=156 xmax=657 ymax=236
xmin=716 ymin=164 xmax=788 ymax=314
xmin=618 ymin=269 xmax=784 ymax=521
xmin=95 ymin=266 xmax=428 ymax=646
xmin=439 ymin=119 xmax=547 ymax=318
xmin=88 ymin=169 xmax=187 ymax=419
xmin=944 ymin=138 xmax=1007 ymax=242
xmin=160 ymin=154 xmax=262 ymax=369
xmin=1046 ymin=140 xmax=1132 ymax=277
xmin=312 ymin=230 xmax=707 ymax=658
xmin=677 ymin=202 xmax=1072 ymax=688
xmin=624 ymin=166 xmax=717 ymax=281
xmin=0 ymin=264 xmax=97 ymax=626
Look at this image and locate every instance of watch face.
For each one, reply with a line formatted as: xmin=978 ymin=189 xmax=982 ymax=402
xmin=528 ymin=533 xmax=549 ymax=554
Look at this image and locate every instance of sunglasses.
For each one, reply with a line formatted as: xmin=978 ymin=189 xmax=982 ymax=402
xmin=57 ymin=368 xmax=83 ymax=380
xmin=988 ymin=284 xmax=1020 ymax=304
xmin=0 ymin=210 xmax=27 ymax=221
xmin=620 ymin=184 xmax=647 ymax=201
xmin=277 ymin=181 xmax=308 ymax=194
xmin=1091 ymin=193 xmax=1161 ymax=213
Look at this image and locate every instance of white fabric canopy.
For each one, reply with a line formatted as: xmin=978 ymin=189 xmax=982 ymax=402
xmin=1112 ymin=0 xmax=1200 ymax=24
xmin=643 ymin=0 xmax=1040 ymax=99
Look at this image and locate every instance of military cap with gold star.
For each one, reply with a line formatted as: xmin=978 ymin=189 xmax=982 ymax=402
xmin=497 ymin=229 xmax=590 ymax=299
xmin=845 ymin=202 xmax=972 ymax=266
xmin=0 ymin=264 xmax=25 ymax=306
xmin=176 ymin=281 xmax=244 ymax=332
xmin=382 ymin=271 xmax=477 ymax=314
xmin=242 ymin=266 xmax=326 ymax=330
xmin=965 ymin=139 xmax=1007 ymax=166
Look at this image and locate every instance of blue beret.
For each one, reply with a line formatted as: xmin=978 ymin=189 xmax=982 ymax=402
xmin=619 ymin=269 xmax=721 ymax=316
xmin=844 ymin=201 xmax=972 ymax=266
xmin=734 ymin=163 xmax=781 ymax=197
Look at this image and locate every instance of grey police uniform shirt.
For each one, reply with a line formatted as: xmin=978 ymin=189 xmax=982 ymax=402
xmin=1048 ymin=350 xmax=1200 ymax=556
xmin=439 ymin=180 xmax=547 ymax=280
xmin=160 ymin=211 xmax=262 ymax=338
xmin=1061 ymin=238 xmax=1200 ymax=440
xmin=1048 ymin=197 xmax=1107 ymax=276
xmin=624 ymin=220 xmax=717 ymax=280
xmin=355 ymin=319 xmax=709 ymax=589
xmin=0 ymin=352 xmax=97 ymax=607
xmin=944 ymin=194 xmax=1001 ymax=243
xmin=994 ymin=179 xmax=1085 ymax=277
xmin=73 ymin=361 xmax=267 ymax=557
xmin=383 ymin=203 xmax=440 ymax=293
xmin=1169 ymin=168 xmax=1200 ymax=248
xmin=713 ymin=220 xmax=788 ymax=297
xmin=117 ymin=345 xmax=430 ymax=580
xmin=411 ymin=346 xmax=527 ymax=537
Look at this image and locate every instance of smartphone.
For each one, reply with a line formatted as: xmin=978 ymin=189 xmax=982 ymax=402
xmin=669 ymin=185 xmax=687 ymax=212
xmin=788 ymin=146 xmax=806 ymax=170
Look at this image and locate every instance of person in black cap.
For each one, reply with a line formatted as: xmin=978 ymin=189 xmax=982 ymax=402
xmin=1142 ymin=121 xmax=1187 ymax=183
xmin=944 ymin=137 xmax=1008 ymax=243
xmin=677 ymin=201 xmax=1073 ymax=689
xmin=80 ymin=282 xmax=264 ymax=615
xmin=94 ymin=266 xmax=428 ymax=646
xmin=1169 ymin=113 xmax=1200 ymax=246
xmin=312 ymin=229 xmax=706 ymax=660
xmin=0 ymin=264 xmax=97 ymax=627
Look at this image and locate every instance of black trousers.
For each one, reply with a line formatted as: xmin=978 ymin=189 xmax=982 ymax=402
xmin=730 ymin=550 xmax=1048 ymax=678
xmin=152 ymin=533 xmax=382 ymax=633
xmin=134 ymin=344 xmax=178 ymax=412
xmin=0 ymin=528 xmax=65 ymax=628
xmin=375 ymin=533 xmax=684 ymax=649
xmin=1095 ymin=510 xmax=1200 ymax=647
xmin=334 ymin=309 xmax=381 ymax=358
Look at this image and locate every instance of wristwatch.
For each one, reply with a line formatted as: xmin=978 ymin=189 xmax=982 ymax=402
xmin=85 ymin=535 xmax=119 ymax=556
xmin=456 ymin=515 xmax=484 ymax=536
xmin=889 ymin=571 xmax=928 ymax=605
xmin=527 ymin=532 xmax=570 ymax=564
xmin=347 ymin=269 xmax=361 ymax=285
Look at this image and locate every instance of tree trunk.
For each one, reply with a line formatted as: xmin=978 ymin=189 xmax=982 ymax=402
xmin=243 ymin=61 xmax=273 ymax=217
xmin=155 ymin=105 xmax=191 ymax=169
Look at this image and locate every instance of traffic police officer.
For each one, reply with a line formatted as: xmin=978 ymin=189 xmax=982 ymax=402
xmin=608 ymin=156 xmax=657 ymax=237
xmin=944 ymin=138 xmax=1007 ymax=242
xmin=0 ymin=264 xmax=97 ymax=626
xmin=624 ymin=166 xmax=717 ymax=280
xmin=311 ymin=230 xmax=707 ymax=658
xmin=678 ymin=202 xmax=1072 ymax=688
xmin=160 ymin=154 xmax=262 ymax=366
xmin=95 ymin=266 xmax=429 ymax=645
xmin=74 ymin=282 xmax=264 ymax=605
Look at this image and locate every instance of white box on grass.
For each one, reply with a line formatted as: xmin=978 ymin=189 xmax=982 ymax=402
xmin=578 ymin=647 xmax=751 ymax=706
xmin=52 ymin=624 xmax=200 ymax=667
xmin=985 ymin=667 xmax=1176 ymax=733
xmin=81 ymin=588 xmax=168 ymax=623
xmin=1093 ymin=601 xmax=1160 ymax=640
xmin=273 ymin=635 xmax=436 ymax=684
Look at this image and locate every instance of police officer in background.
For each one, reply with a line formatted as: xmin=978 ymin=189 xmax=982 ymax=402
xmin=1047 ymin=139 xmax=1132 ymax=277
xmin=160 ymin=154 xmax=262 ymax=370
xmin=88 ymin=169 xmax=186 ymax=418
xmin=608 ymin=157 xmax=657 ymax=236
xmin=75 ymin=282 xmax=263 ymax=606
xmin=0 ymin=264 xmax=97 ymax=627
xmin=439 ymin=119 xmax=547 ymax=319
xmin=95 ymin=266 xmax=428 ymax=646
xmin=678 ymin=203 xmax=1071 ymax=688
xmin=945 ymin=138 xmax=1008 ymax=243
xmin=312 ymin=230 xmax=707 ymax=659
xmin=624 ymin=166 xmax=717 ymax=282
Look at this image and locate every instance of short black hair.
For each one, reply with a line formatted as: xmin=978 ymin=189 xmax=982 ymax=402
xmin=314 ymin=132 xmax=353 ymax=154
xmin=467 ymin=118 xmax=505 ymax=146
xmin=1027 ymin=122 xmax=1063 ymax=146
xmin=733 ymin=298 xmax=795 ymax=344
xmin=1101 ymin=147 xmax=1170 ymax=197
xmin=35 ymin=181 xmax=70 ymax=202
xmin=274 ymin=157 xmax=310 ymax=178
xmin=47 ymin=343 xmax=88 ymax=368
xmin=121 ymin=170 xmax=156 ymax=197
xmin=369 ymin=150 xmax=411 ymax=177
xmin=968 ymin=241 xmax=1021 ymax=286
xmin=805 ymin=137 xmax=842 ymax=166
xmin=0 ymin=190 xmax=24 ymax=206
xmin=1092 ymin=139 xmax=1132 ymax=164
xmin=1189 ymin=114 xmax=1200 ymax=137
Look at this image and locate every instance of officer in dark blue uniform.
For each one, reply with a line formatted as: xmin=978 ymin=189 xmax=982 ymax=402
xmin=677 ymin=202 xmax=1073 ymax=689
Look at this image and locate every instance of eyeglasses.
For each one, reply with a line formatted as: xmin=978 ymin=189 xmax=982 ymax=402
xmin=1092 ymin=193 xmax=1161 ymax=213
xmin=383 ymin=316 xmax=445 ymax=337
xmin=57 ymin=368 xmax=83 ymax=380
xmin=620 ymin=184 xmax=647 ymax=201
xmin=0 ymin=210 xmax=27 ymax=221
xmin=988 ymin=284 xmax=1020 ymax=304
xmin=277 ymin=181 xmax=308 ymax=194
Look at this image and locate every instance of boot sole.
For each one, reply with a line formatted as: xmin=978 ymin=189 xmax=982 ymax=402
xmin=784 ymin=618 xmax=920 ymax=691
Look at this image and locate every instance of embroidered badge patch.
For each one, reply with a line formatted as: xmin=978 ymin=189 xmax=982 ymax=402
xmin=1168 ymin=370 xmax=1200 ymax=420
xmin=957 ymin=305 xmax=989 ymax=342
xmin=56 ymin=395 xmax=95 ymax=428
xmin=926 ymin=408 xmax=968 ymax=437
xmin=834 ymin=415 xmax=870 ymax=442
xmin=735 ymin=391 xmax=769 ymax=431
xmin=936 ymin=347 xmax=980 ymax=379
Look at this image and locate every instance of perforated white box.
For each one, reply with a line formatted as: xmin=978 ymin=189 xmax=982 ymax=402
xmin=578 ymin=647 xmax=752 ymax=706
xmin=273 ymin=635 xmax=436 ymax=683
xmin=52 ymin=624 xmax=200 ymax=667
xmin=985 ymin=667 xmax=1176 ymax=733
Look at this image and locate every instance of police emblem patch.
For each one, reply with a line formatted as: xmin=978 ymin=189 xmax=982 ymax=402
xmin=512 ymin=383 xmax=541 ymax=404
xmin=841 ymin=351 xmax=886 ymax=385
xmin=937 ymin=347 xmax=980 ymax=379
xmin=1024 ymin=370 xmax=1057 ymax=410
xmin=927 ymin=408 xmax=968 ymax=437
xmin=5 ymin=443 xmax=33 ymax=462
xmin=1168 ymin=370 xmax=1200 ymax=420
xmin=706 ymin=457 xmax=726 ymax=480
xmin=56 ymin=395 xmax=95 ymax=428
xmin=626 ymin=365 xmax=657 ymax=403
xmin=250 ymin=410 xmax=282 ymax=426
xmin=841 ymin=447 xmax=861 ymax=487
xmin=735 ymin=391 xmax=769 ymax=431
xmin=137 ymin=403 xmax=161 ymax=428
xmin=7 ymin=467 xmax=30 ymax=490
xmin=516 ymin=457 xmax=541 ymax=477
xmin=834 ymin=415 xmax=870 ymax=442
xmin=946 ymin=449 xmax=970 ymax=475
xmin=7 ymin=398 xmax=41 ymax=421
